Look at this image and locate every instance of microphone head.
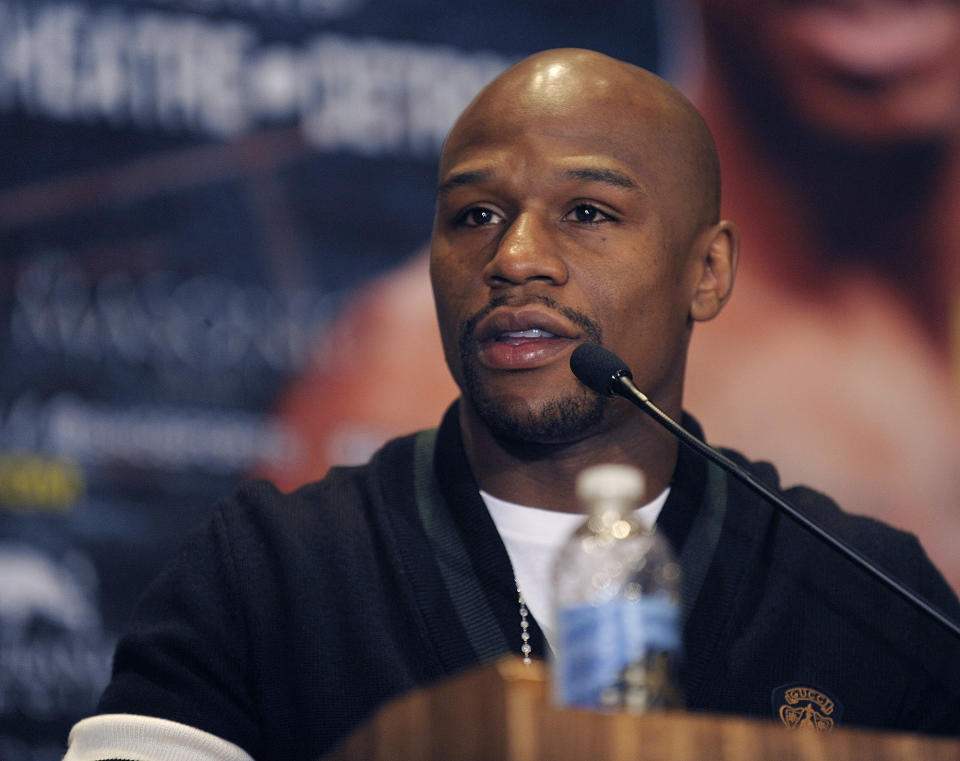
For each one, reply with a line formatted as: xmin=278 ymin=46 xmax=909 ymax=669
xmin=570 ymin=342 xmax=633 ymax=396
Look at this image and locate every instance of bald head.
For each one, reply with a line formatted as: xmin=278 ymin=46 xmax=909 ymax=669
xmin=441 ymin=48 xmax=721 ymax=231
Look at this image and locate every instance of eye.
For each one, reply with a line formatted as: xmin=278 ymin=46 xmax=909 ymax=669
xmin=454 ymin=206 xmax=504 ymax=227
xmin=565 ymin=204 xmax=615 ymax=224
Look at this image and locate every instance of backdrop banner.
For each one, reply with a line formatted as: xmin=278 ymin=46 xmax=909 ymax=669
xmin=0 ymin=2 xmax=661 ymax=758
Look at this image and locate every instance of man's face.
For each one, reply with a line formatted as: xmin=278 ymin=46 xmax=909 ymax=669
xmin=699 ymin=0 xmax=960 ymax=144
xmin=430 ymin=67 xmax=707 ymax=444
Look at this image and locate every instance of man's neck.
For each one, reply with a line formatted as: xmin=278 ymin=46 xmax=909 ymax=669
xmin=458 ymin=401 xmax=679 ymax=514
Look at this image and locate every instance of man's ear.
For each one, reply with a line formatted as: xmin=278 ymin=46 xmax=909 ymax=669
xmin=689 ymin=220 xmax=739 ymax=323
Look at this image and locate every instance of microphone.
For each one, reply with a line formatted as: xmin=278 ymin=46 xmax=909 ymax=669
xmin=570 ymin=342 xmax=960 ymax=641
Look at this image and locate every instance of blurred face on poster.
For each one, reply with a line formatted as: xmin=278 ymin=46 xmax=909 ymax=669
xmin=698 ymin=0 xmax=960 ymax=145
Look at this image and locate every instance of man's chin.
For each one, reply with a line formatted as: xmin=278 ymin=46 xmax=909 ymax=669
xmin=469 ymin=392 xmax=607 ymax=446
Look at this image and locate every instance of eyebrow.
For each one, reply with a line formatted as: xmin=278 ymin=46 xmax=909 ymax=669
xmin=434 ymin=165 xmax=643 ymax=200
xmin=561 ymin=167 xmax=641 ymax=191
xmin=435 ymin=169 xmax=494 ymax=200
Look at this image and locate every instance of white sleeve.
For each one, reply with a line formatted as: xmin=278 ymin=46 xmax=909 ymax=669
xmin=63 ymin=714 xmax=255 ymax=761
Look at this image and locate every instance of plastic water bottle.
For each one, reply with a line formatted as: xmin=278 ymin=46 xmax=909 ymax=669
xmin=551 ymin=463 xmax=683 ymax=712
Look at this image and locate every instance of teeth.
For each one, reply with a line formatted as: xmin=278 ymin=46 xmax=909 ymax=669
xmin=498 ymin=329 xmax=557 ymax=340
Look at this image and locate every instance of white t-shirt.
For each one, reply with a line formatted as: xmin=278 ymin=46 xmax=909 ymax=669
xmin=481 ymin=487 xmax=670 ymax=650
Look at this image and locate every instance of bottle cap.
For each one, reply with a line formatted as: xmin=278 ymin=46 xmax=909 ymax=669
xmin=575 ymin=463 xmax=645 ymax=506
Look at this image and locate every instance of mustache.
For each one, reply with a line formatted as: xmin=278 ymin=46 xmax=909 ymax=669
xmin=458 ymin=295 xmax=603 ymax=352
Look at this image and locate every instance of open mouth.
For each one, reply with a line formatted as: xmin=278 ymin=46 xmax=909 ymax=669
xmin=495 ymin=328 xmax=561 ymax=345
xmin=475 ymin=305 xmax=581 ymax=343
xmin=471 ymin=306 xmax=585 ymax=370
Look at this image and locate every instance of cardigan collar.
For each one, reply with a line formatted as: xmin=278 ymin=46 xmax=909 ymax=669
xmin=417 ymin=402 xmax=724 ymax=666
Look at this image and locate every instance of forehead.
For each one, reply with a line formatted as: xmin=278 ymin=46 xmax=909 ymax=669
xmin=440 ymin=109 xmax=676 ymax=219
xmin=438 ymin=64 xmax=688 ymax=195
xmin=436 ymin=143 xmax=652 ymax=209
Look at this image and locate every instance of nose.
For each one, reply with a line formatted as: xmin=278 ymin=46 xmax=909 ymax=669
xmin=482 ymin=212 xmax=568 ymax=288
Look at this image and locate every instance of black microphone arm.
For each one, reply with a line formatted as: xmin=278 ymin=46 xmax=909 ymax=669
xmin=570 ymin=341 xmax=960 ymax=641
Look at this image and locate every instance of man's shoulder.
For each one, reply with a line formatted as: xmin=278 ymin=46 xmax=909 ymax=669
xmin=714 ymin=440 xmax=959 ymax=613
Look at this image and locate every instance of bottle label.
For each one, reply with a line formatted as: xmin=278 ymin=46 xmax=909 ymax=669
xmin=554 ymin=595 xmax=680 ymax=709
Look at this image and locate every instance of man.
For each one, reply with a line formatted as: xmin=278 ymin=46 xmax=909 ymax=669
xmin=64 ymin=49 xmax=960 ymax=761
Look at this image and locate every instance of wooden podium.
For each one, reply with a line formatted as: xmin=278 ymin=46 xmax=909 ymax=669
xmin=324 ymin=657 xmax=960 ymax=761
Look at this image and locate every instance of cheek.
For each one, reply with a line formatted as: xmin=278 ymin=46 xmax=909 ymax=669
xmin=429 ymin=251 xmax=455 ymax=318
xmin=580 ymin=241 xmax=677 ymax=305
xmin=430 ymin=236 xmax=475 ymax=291
xmin=596 ymin=257 xmax=694 ymax=347
xmin=429 ymin=248 xmax=477 ymax=352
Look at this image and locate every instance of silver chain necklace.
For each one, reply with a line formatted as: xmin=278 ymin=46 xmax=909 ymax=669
xmin=515 ymin=577 xmax=532 ymax=665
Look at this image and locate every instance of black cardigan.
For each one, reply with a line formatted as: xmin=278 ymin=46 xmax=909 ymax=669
xmin=96 ymin=404 xmax=960 ymax=759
